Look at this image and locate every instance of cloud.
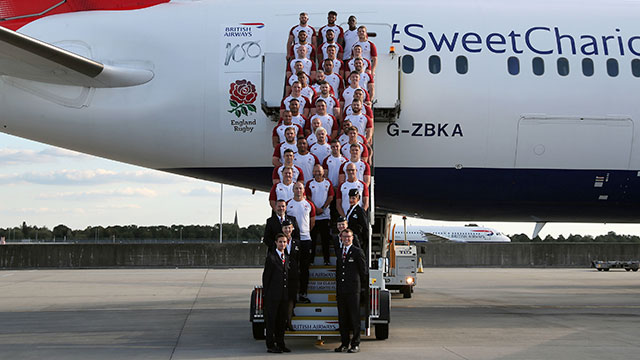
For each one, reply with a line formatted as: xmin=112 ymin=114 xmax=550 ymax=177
xmin=0 ymin=169 xmax=182 ymax=185
xmin=38 ymin=187 xmax=158 ymax=200
xmin=0 ymin=147 xmax=87 ymax=165
xmin=94 ymin=204 xmax=142 ymax=210
xmin=181 ymin=187 xmax=221 ymax=197
xmin=11 ymin=207 xmax=87 ymax=215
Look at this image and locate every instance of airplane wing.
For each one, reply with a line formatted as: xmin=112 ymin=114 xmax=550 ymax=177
xmin=0 ymin=25 xmax=153 ymax=87
xmin=419 ymin=231 xmax=454 ymax=243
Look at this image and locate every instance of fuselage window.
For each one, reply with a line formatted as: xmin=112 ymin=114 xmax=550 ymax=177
xmin=456 ymin=56 xmax=468 ymax=74
xmin=582 ymin=58 xmax=594 ymax=77
xmin=402 ymin=54 xmax=414 ymax=74
xmin=557 ymin=57 xmax=569 ymax=76
xmin=532 ymin=57 xmax=544 ymax=76
xmin=632 ymin=59 xmax=640 ymax=77
xmin=428 ymin=55 xmax=441 ymax=74
xmin=507 ymin=56 xmax=519 ymax=75
xmin=607 ymin=58 xmax=619 ymax=77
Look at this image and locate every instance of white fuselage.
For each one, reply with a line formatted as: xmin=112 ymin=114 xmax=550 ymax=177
xmin=393 ymin=225 xmax=511 ymax=243
xmin=2 ymin=0 xmax=640 ymax=221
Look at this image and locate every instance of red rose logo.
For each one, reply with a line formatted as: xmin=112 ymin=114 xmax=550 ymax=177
xmin=228 ymin=79 xmax=257 ymax=117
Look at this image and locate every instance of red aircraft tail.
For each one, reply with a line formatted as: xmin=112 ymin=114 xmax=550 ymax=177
xmin=0 ymin=0 xmax=169 ymax=30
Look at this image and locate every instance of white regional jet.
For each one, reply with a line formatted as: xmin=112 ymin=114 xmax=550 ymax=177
xmin=392 ymin=224 xmax=511 ymax=243
xmin=2 ymin=0 xmax=640 ymax=224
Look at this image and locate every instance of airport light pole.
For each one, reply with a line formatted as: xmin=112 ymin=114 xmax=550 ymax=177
xmin=219 ymin=183 xmax=223 ymax=243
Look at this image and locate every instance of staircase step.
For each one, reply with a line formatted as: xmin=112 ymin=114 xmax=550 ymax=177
xmin=293 ymin=303 xmax=338 ymax=316
xmin=313 ymin=256 xmax=336 ymax=266
xmin=309 ymin=267 xmax=336 ymax=278
xmin=307 ymin=278 xmax=335 ymax=291
xmin=307 ymin=290 xmax=336 ymax=303
xmin=290 ymin=317 xmax=366 ymax=332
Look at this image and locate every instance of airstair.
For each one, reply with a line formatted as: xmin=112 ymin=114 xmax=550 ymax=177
xmin=250 ymin=18 xmax=398 ymax=343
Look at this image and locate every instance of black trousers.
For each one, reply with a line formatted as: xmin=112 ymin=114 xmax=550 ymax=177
xmin=264 ymin=298 xmax=288 ymax=348
xmin=311 ymin=219 xmax=331 ymax=263
xmin=298 ymin=240 xmax=312 ymax=294
xmin=287 ymin=286 xmax=298 ymax=326
xmin=337 ymin=291 xmax=361 ymax=347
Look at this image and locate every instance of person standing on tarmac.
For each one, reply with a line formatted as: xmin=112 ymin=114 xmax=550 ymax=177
xmin=282 ymin=219 xmax=301 ymax=331
xmin=346 ymin=188 xmax=369 ymax=256
xmin=262 ymin=234 xmax=291 ymax=353
xmin=334 ymin=229 xmax=368 ymax=353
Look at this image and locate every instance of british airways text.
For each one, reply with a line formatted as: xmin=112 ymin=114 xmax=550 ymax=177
xmin=391 ymin=24 xmax=640 ymax=56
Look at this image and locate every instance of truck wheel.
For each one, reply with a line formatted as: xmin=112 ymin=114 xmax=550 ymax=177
xmin=375 ymin=324 xmax=389 ymax=340
xmin=597 ymin=268 xmax=603 ymax=271
xmin=632 ymin=268 xmax=638 ymax=272
xmin=603 ymin=268 xmax=610 ymax=271
xmin=252 ymin=322 xmax=265 ymax=340
xmin=626 ymin=268 xmax=631 ymax=271
xmin=402 ymin=286 xmax=412 ymax=299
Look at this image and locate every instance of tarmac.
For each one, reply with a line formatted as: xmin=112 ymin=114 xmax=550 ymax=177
xmin=0 ymin=268 xmax=639 ymax=360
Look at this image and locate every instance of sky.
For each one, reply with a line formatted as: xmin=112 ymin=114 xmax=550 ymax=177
xmin=2 ymin=132 xmax=640 ymax=238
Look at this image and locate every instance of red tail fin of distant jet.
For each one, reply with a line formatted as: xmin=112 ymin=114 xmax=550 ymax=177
xmin=0 ymin=0 xmax=169 ymax=30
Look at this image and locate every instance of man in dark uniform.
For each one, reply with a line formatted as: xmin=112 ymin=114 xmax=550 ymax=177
xmin=263 ymin=199 xmax=301 ymax=250
xmin=262 ymin=234 xmax=291 ymax=353
xmin=332 ymin=216 xmax=361 ymax=256
xmin=334 ymin=229 xmax=368 ymax=353
xmin=282 ymin=219 xmax=300 ymax=331
xmin=346 ymin=189 xmax=369 ymax=255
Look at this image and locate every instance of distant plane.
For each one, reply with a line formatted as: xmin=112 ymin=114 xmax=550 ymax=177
xmin=391 ymin=224 xmax=511 ymax=243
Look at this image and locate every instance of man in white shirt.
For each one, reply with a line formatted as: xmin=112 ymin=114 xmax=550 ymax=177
xmin=336 ymin=163 xmax=369 ymax=216
xmin=354 ymin=25 xmax=378 ymax=75
xmin=339 ymin=143 xmax=371 ymax=187
xmin=353 ymin=57 xmax=374 ymax=99
xmin=319 ymin=29 xmax=344 ymax=63
xmin=342 ymin=15 xmax=358 ymax=60
xmin=287 ymin=46 xmax=316 ymax=79
xmin=318 ymin=10 xmax=344 ymax=45
xmin=272 ymin=149 xmax=304 ymax=184
xmin=269 ymin=167 xmax=295 ymax=210
xmin=305 ymin=164 xmax=334 ymax=266
xmin=287 ymin=99 xmax=308 ymax=130
xmin=280 ymin=82 xmax=312 ymax=118
xmin=323 ymin=138 xmax=348 ymax=223
xmin=286 ymin=181 xmax=316 ymax=303
xmin=309 ymin=127 xmax=331 ymax=164
xmin=293 ymin=137 xmax=319 ymax=182
xmin=308 ymin=99 xmax=338 ymax=139
xmin=289 ymin=30 xmax=316 ymax=61
xmin=273 ymin=110 xmax=303 ymax=147
xmin=323 ymin=59 xmax=344 ymax=97
xmin=288 ymin=12 xmax=316 ymax=49
xmin=312 ymin=82 xmax=340 ymax=118
xmin=343 ymin=99 xmax=373 ymax=143
xmin=272 ymin=127 xmax=298 ymax=166
xmin=341 ymin=72 xmax=370 ymax=110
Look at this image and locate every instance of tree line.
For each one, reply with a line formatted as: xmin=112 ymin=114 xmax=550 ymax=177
xmin=0 ymin=222 xmax=265 ymax=242
xmin=2 ymin=222 xmax=639 ymax=243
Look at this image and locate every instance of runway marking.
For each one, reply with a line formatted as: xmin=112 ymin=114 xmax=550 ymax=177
xmin=169 ymin=268 xmax=209 ymax=360
xmin=443 ymin=346 xmax=470 ymax=360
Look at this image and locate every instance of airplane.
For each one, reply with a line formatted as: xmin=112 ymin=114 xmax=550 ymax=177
xmin=2 ymin=0 xmax=640 ymax=227
xmin=391 ymin=224 xmax=511 ymax=243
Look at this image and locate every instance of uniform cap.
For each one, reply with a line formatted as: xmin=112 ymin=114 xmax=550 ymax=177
xmin=337 ymin=216 xmax=347 ymax=222
xmin=281 ymin=219 xmax=292 ymax=226
xmin=348 ymin=188 xmax=360 ymax=197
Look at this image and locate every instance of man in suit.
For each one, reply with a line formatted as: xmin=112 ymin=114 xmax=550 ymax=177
xmin=332 ymin=216 xmax=361 ymax=256
xmin=282 ymin=219 xmax=300 ymax=331
xmin=263 ymin=199 xmax=301 ymax=250
xmin=262 ymin=234 xmax=291 ymax=353
xmin=346 ymin=188 xmax=369 ymax=255
xmin=334 ymin=229 xmax=368 ymax=353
